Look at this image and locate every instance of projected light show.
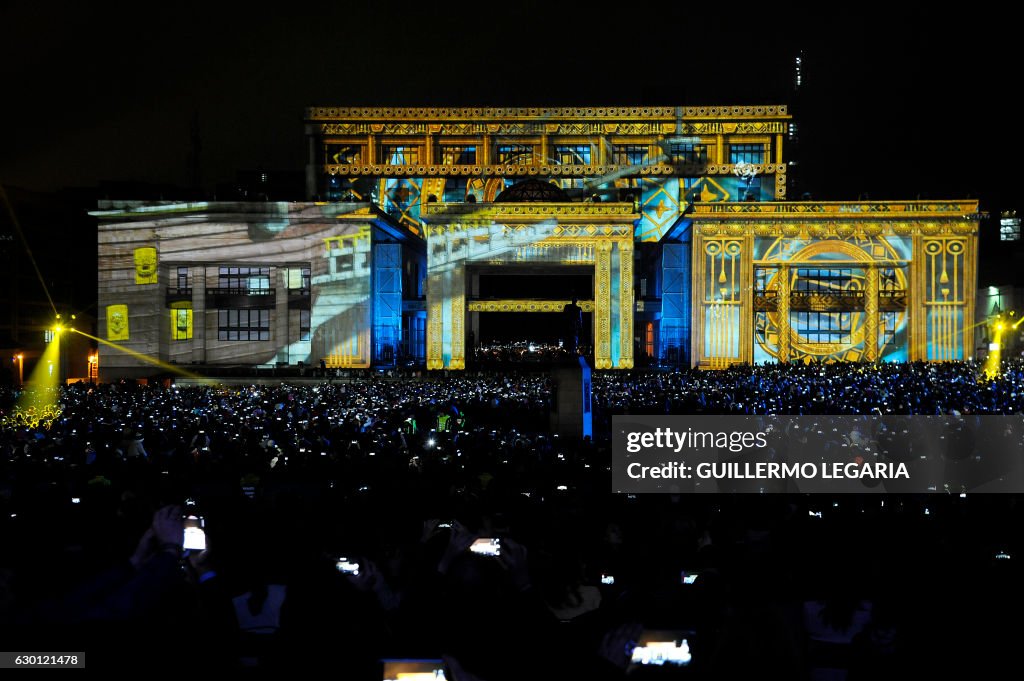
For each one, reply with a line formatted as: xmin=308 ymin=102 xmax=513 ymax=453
xmin=88 ymin=106 xmax=981 ymax=378
xmin=3 ymin=7 xmax=1023 ymax=676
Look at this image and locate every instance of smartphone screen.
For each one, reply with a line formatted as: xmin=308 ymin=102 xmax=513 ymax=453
xmin=681 ymin=570 xmax=700 ymax=585
xmin=183 ymin=515 xmax=206 ymax=551
xmin=336 ymin=557 xmax=360 ymax=575
xmin=630 ymin=630 xmax=694 ymax=667
xmin=469 ymin=538 xmax=501 ymax=556
xmin=382 ymin=659 xmax=447 ymax=681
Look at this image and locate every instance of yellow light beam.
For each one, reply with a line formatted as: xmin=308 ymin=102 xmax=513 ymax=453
xmin=68 ymin=328 xmax=215 ymax=383
xmin=9 ymin=331 xmax=63 ymax=429
xmin=983 ymin=332 xmax=1002 ymax=380
xmin=921 ymin=317 xmax=989 ymax=355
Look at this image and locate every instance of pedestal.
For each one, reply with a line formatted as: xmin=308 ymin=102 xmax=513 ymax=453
xmin=550 ymin=355 xmax=593 ymax=439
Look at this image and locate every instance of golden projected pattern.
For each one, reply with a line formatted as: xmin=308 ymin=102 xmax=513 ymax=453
xmin=691 ymin=201 xmax=979 ymax=366
xmin=106 ymin=304 xmax=129 ymax=341
xmin=468 ymin=300 xmax=596 ymax=313
xmin=694 ymin=200 xmax=979 ymax=218
xmin=595 ymin=242 xmax=613 ymax=369
xmin=702 ymin=240 xmax=743 ymax=369
xmin=424 ymin=203 xmax=635 ymax=219
xmin=619 ymin=241 xmax=635 ymax=369
xmin=423 ymin=201 xmax=636 ymax=370
xmin=451 ymin=275 xmax=466 ymax=370
xmin=323 ymin=226 xmax=371 ymax=253
xmin=922 ymin=238 xmax=967 ymax=361
xmin=864 ymin=267 xmax=880 ymax=362
xmin=427 ymin=272 xmax=444 ymax=370
xmin=134 ymin=247 xmax=157 ymax=284
xmin=324 ymin=329 xmax=369 ymax=369
xmin=777 ymin=265 xmax=791 ymax=362
xmin=170 ymin=307 xmax=193 ymax=341
xmin=326 ymin=162 xmax=786 ymax=179
xmin=753 ymin=239 xmax=907 ymax=364
xmin=309 ymin=104 xmax=789 ymax=121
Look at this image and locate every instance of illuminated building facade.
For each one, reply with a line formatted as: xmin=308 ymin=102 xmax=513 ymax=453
xmin=94 ymin=106 xmax=980 ymax=378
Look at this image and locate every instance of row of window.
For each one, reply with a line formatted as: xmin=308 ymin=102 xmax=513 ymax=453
xmin=792 ymin=311 xmax=898 ymax=345
xmin=172 ymin=267 xmax=311 ymax=291
xmin=756 ymin=269 xmax=903 ymax=294
xmin=170 ymin=308 xmax=311 ymax=342
xmin=327 ymin=143 xmax=767 ymax=166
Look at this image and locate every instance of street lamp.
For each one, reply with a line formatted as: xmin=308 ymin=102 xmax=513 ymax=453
xmin=13 ymin=353 xmax=23 ymax=386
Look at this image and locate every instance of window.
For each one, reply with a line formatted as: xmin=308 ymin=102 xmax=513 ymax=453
xmin=794 ymin=311 xmax=851 ymax=344
xmin=439 ymin=145 xmax=476 ymax=165
xmin=1000 ymin=214 xmax=1020 ymax=241
xmin=554 ymin=145 xmax=591 ymax=165
xmin=218 ymin=267 xmax=271 ymax=293
xmin=218 ymin=309 xmax=270 ymax=341
xmin=729 ymin=144 xmax=765 ymax=164
xmin=754 ymin=269 xmax=772 ymax=295
xmin=287 ymin=267 xmax=311 ymax=291
xmin=880 ymin=311 xmax=897 ymax=345
xmin=176 ymin=267 xmax=189 ymax=290
xmin=327 ymin=144 xmax=362 ymax=164
xmin=668 ymin=143 xmax=706 ymax=164
xmin=299 ymin=309 xmax=311 ymax=341
xmin=794 ymin=269 xmax=852 ymax=292
xmin=171 ymin=308 xmax=192 ymax=341
xmin=613 ymin=145 xmax=650 ymax=166
xmin=496 ymin=144 xmax=533 ymax=165
xmin=381 ymin=145 xmax=420 ymax=165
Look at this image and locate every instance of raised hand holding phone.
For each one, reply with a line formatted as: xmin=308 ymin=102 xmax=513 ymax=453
xmin=438 ymin=520 xmax=476 ymax=575
xmin=182 ymin=514 xmax=206 ymax=551
xmin=153 ymin=505 xmax=184 ymax=553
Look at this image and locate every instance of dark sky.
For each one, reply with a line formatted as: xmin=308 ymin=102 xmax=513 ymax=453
xmin=1 ymin=4 xmax=1019 ymax=214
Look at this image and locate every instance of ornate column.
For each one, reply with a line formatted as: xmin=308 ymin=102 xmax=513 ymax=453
xmin=450 ymin=264 xmax=466 ymax=369
xmin=864 ymin=265 xmax=879 ymax=362
xmin=618 ymin=239 xmax=634 ymax=368
xmin=595 ymin=240 xmax=613 ymax=369
xmin=481 ymin=134 xmax=491 ymax=166
xmin=777 ymin=264 xmax=791 ymax=363
xmin=426 ymin=271 xmax=444 ymax=369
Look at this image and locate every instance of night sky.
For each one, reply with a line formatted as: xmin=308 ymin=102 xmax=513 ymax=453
xmin=1 ymin=4 xmax=1018 ymax=214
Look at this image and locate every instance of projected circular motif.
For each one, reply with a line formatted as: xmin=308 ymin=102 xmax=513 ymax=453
xmin=755 ymin=240 xmax=908 ymax=362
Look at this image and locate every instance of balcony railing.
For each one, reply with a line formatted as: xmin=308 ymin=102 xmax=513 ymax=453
xmin=789 ymin=290 xmax=865 ymax=311
xmin=205 ymin=287 xmax=277 ymax=309
xmin=287 ymin=287 xmax=311 ymax=309
xmin=165 ymin=287 xmax=193 ymax=305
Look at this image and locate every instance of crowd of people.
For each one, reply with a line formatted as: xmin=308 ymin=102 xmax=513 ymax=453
xmin=0 ymin=360 xmax=1021 ymax=677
